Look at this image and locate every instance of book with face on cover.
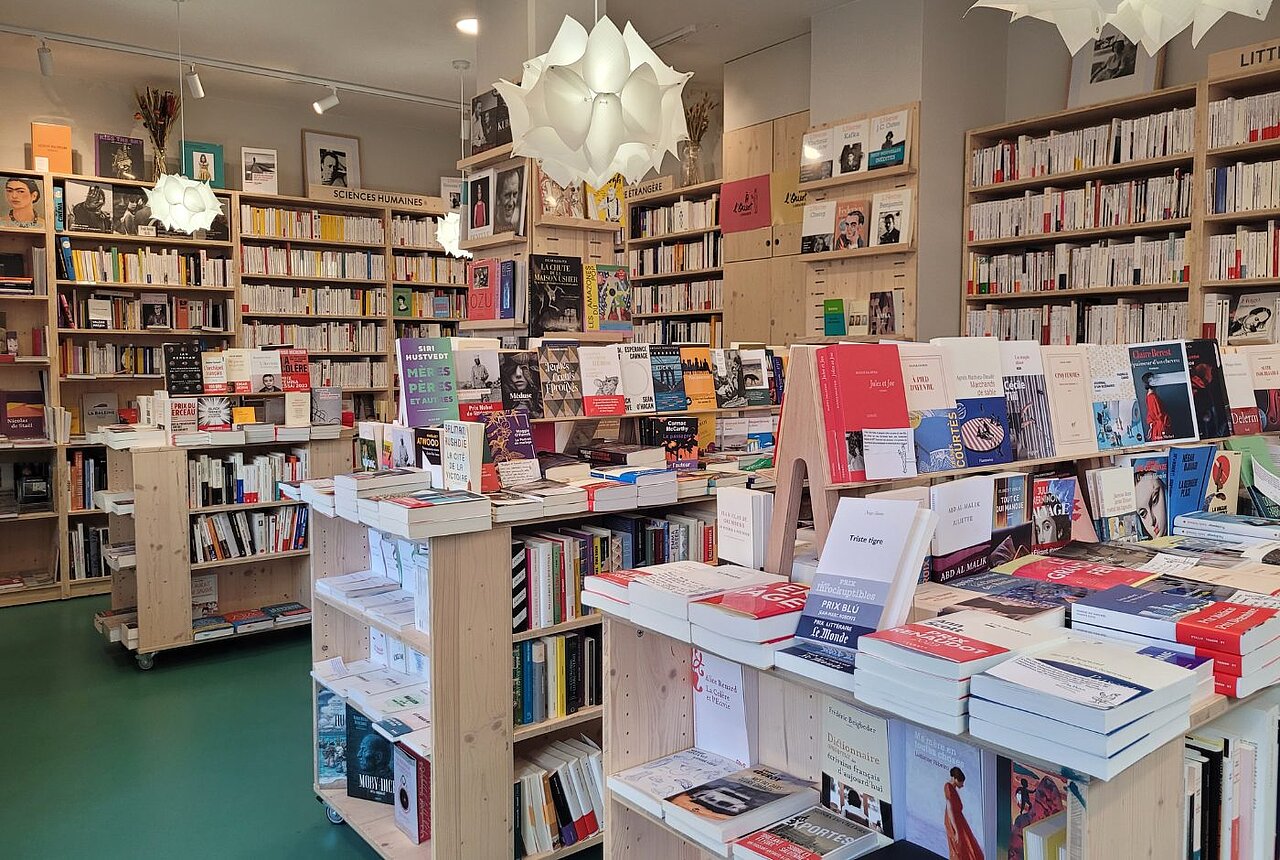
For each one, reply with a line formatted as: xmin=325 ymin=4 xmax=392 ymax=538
xmin=801 ymin=201 xmax=836 ymax=254
xmin=868 ymin=109 xmax=910 ymax=169
xmin=1185 ymin=339 xmax=1232 ymax=440
xmin=661 ymin=765 xmax=819 ymax=846
xmin=870 ymin=190 xmax=911 ymax=247
xmin=1128 ymin=341 xmax=1199 ymax=445
xmin=818 ymin=696 xmax=895 ymax=839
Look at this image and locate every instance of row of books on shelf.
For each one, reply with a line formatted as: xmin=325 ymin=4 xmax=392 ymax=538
xmin=626 ymin=234 xmax=722 ymax=277
xmin=1206 ymin=222 xmax=1280 ymax=281
xmin=239 ymin=204 xmax=385 ymax=244
xmin=54 ymin=242 xmax=232 ymax=287
xmin=58 ymin=291 xmax=231 ymax=332
xmin=193 ymin=602 xmax=312 ymax=639
xmin=464 ymin=256 xmax=524 ymax=324
xmin=1205 ymin=157 xmax=1280 ymax=215
xmin=821 ymin=289 xmax=905 ymax=339
xmin=391 ymin=285 xmax=464 ymax=320
xmin=59 ymin=339 xmax=160 ymax=376
xmin=0 ymin=248 xmax=47 ymax=295
xmin=969 ymin=103 xmax=1196 ymax=188
xmin=799 ymin=107 xmax=910 ymax=182
xmin=392 ymin=252 xmax=465 ymax=284
xmin=629 ymin=194 xmax=718 ymax=238
xmin=967 ymin=298 xmax=1188 ymax=345
xmin=964 ymin=232 xmax=1190 ymax=295
xmin=967 ymin=170 xmax=1193 ymax=242
xmin=512 ymin=627 xmax=601 ymax=727
xmin=239 ymin=246 xmax=386 ymax=280
xmin=68 ymin=520 xmax=109 ymax=580
xmin=1207 ymin=91 xmax=1280 ymax=149
xmin=98 ymin=388 xmax=348 ymax=448
xmin=240 ymin=320 xmax=386 ymax=353
xmin=241 ymin=284 xmax=388 ymax=316
xmin=0 ymin=394 xmax=71 ymax=443
xmin=54 ymin=179 xmax=230 ymax=242
xmin=801 ymin=191 xmax=913 ymax=255
xmin=389 ymin=213 xmax=441 ymax=249
xmin=632 ymin=319 xmax=722 ymax=346
xmin=633 ymin=279 xmax=722 ymax=315
xmin=187 ymin=448 xmax=310 ymax=508
xmin=514 ymin=738 xmax=604 ymax=857
xmin=67 ymin=448 xmax=105 ymax=512
xmin=189 ymin=504 xmax=308 ymax=563
xmin=466 ymin=254 xmax=635 ymax=338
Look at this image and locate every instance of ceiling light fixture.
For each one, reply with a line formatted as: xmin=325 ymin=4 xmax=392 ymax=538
xmin=313 ymin=86 xmax=340 ymax=114
xmin=495 ymin=14 xmax=692 ymax=187
xmin=185 ymin=64 xmax=204 ymax=98
xmin=456 ymin=17 xmax=479 ymax=35
xmin=36 ymin=40 xmax=53 ymax=76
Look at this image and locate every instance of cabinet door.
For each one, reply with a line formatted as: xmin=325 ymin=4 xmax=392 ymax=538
xmin=770 ymin=111 xmax=809 ymax=257
xmin=768 ymin=255 xmax=807 ymax=344
xmin=723 ymin=121 xmax=773 ymax=181
xmin=724 ymin=228 xmax=774 ymax=263
xmin=723 ymin=260 xmax=773 ymax=345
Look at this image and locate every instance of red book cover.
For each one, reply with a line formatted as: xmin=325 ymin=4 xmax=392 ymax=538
xmin=1175 ymin=603 xmax=1279 ymax=655
xmin=863 ymin=623 xmax=1011 ymax=664
xmin=466 ymin=259 xmax=498 ymax=321
xmin=817 ymin=343 xmax=909 ymax=483
xmin=279 ymin=348 xmax=311 ymax=392
xmin=222 ymin=609 xmax=270 ymax=624
xmin=458 ymin=399 xmax=502 ymax=422
xmin=720 ymin=175 xmax=771 ymax=233
xmin=1004 ymin=556 xmax=1152 ymax=590
xmin=693 ymin=581 xmax=809 ymax=619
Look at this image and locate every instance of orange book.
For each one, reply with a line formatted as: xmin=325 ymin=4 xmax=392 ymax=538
xmin=31 ymin=122 xmax=72 ymax=173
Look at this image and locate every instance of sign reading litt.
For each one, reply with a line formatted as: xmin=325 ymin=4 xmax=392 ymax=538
xmin=624 ymin=175 xmax=675 ymax=201
xmin=307 ymin=184 xmax=447 ymax=213
xmin=1209 ymin=38 xmax=1280 ymax=79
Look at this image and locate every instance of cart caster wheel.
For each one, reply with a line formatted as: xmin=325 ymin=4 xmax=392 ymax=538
xmin=326 ymin=805 xmax=345 ymax=825
xmin=135 ymin=652 xmax=156 ymax=670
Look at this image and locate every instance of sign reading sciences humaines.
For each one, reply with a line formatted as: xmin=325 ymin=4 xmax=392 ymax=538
xmin=308 ymin=184 xmax=445 ymax=213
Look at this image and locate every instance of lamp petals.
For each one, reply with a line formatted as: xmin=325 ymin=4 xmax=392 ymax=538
xmin=545 ymin=15 xmax=589 ymax=66
xmin=147 ymin=173 xmax=222 ymax=234
xmin=581 ymin=16 xmax=630 ymax=94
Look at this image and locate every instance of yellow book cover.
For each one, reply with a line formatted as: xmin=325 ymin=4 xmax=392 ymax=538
xmin=680 ymin=346 xmax=717 ymax=411
xmin=582 ymin=264 xmax=600 ymax=331
xmin=31 ymin=122 xmax=72 ymax=173
xmin=584 ymin=174 xmax=626 ymax=230
xmin=231 ymin=406 xmax=256 ymax=425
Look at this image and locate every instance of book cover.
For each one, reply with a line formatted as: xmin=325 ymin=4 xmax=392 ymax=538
xmin=800 ymin=128 xmax=834 ymax=183
xmin=537 ymin=170 xmax=583 ymax=218
xmin=457 ymin=349 xmax=502 ymax=421
xmin=594 ymin=264 xmax=632 ymax=332
xmin=278 ymin=348 xmax=310 ymax=392
xmin=848 ymin=297 xmax=871 ymax=337
xmin=499 ymin=350 xmax=544 ymax=418
xmin=162 ymin=342 xmax=203 ymax=396
xmin=821 ymin=696 xmax=894 ymax=838
xmin=467 ymin=169 xmax=494 ymax=239
xmin=196 ymin=397 xmax=231 ymax=431
xmin=870 ymin=190 xmax=911 ymax=247
xmin=1228 ymin=293 xmax=1279 ymax=344
xmin=466 ymin=258 xmax=498 ymax=321
xmin=579 ymin=346 xmax=626 ymax=417
xmin=693 ymin=649 xmax=754 ymax=766
xmin=346 ymin=704 xmax=394 ymax=804
xmin=1128 ymin=341 xmax=1198 ymax=444
xmin=711 ymin=349 xmax=748 ymax=409
xmin=1249 ymin=345 xmax=1280 ymax=431
xmin=869 ymin=290 xmax=898 ymax=336
xmin=1166 ymin=445 xmax=1216 ymax=538
xmin=681 ymin=347 xmax=717 ymax=411
xmin=801 ymin=201 xmax=836 ymax=254
xmin=997 ymin=759 xmax=1068 ymax=860
xmin=818 ymin=344 xmax=910 ymax=484
xmin=441 ymin=420 xmax=484 ymax=491
xmin=530 ymin=254 xmax=585 ymax=336
xmin=64 ymin=180 xmax=113 ymax=233
xmin=2 ymin=390 xmax=44 ymax=438
xmin=1184 ymin=339 xmax=1232 ymax=440
xmin=1206 ymin=450 xmax=1242 ymax=514
xmin=395 ymin=338 xmax=460 ymax=426
xmin=1220 ymin=352 xmax=1262 ymax=436
xmin=249 ymin=350 xmax=283 ymax=393
xmin=200 ymin=352 xmax=227 ymax=394
xmin=1040 ymin=345 xmax=1099 ymax=457
xmin=618 ymin=343 xmax=656 ymax=413
xmin=999 ymin=340 xmax=1056 ymax=461
xmin=166 ymin=397 xmax=199 ymax=434
xmin=901 ymin=724 xmax=986 ymax=858
xmin=469 ymin=88 xmax=511 ymax=154
xmin=661 ymin=417 xmax=699 ymax=470
xmin=141 ymin=293 xmax=170 ymax=328
xmin=81 ymin=392 xmax=119 ymax=432
xmin=310 ymin=386 xmax=342 ymax=426
xmin=1086 ymin=344 xmax=1145 ymax=450
xmin=649 ymin=345 xmax=687 ymax=412
xmin=585 ymin=174 xmax=626 ymax=226
xmin=392 ymin=744 xmax=431 ymax=844
xmin=94 ymin=133 xmax=143 ymax=180
xmin=868 ymin=109 xmax=910 ymax=169
xmin=483 ymin=411 xmax=540 ymax=487
xmin=734 ymin=806 xmax=878 ymax=858
xmin=663 ymin=765 xmax=817 ymax=832
xmin=610 ymin=748 xmax=741 ymax=815
xmin=493 ymin=160 xmax=526 ymax=236
xmin=996 ymin=554 xmax=1153 ymax=591
xmin=898 ymin=344 xmax=965 ymax=474
xmin=933 ymin=337 xmax=1012 ymax=468
xmin=31 ymin=122 xmax=72 ymax=173
xmin=224 ymin=348 xmax=253 ymax=394
xmin=538 ymin=344 xmax=584 ymax=419
xmin=835 ymin=119 xmax=870 ymax=176
xmin=316 ymin=688 xmax=347 ymax=788
xmin=823 ymin=299 xmax=848 ymax=336
xmin=832 ymin=198 xmax=870 ymax=251
xmin=739 ymin=349 xmax=772 ymax=407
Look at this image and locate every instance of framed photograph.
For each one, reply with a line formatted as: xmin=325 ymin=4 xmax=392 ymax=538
xmin=241 ymin=147 xmax=278 ymax=195
xmin=94 ymin=134 xmax=144 ymax=181
xmin=303 ymin=130 xmax=362 ymax=189
xmin=64 ymin=180 xmax=114 ymax=233
xmin=183 ymin=141 xmax=225 ymax=188
xmin=493 ymin=160 xmax=526 ymax=236
xmin=1068 ymin=26 xmax=1164 ymax=108
xmin=468 ymin=169 xmax=494 ymax=240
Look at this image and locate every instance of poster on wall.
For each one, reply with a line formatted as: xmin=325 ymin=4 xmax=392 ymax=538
xmin=241 ymin=147 xmax=278 ymax=195
xmin=303 ymin=130 xmax=362 ymax=191
xmin=183 ymin=141 xmax=225 ymax=188
xmin=1068 ymin=25 xmax=1164 ymax=108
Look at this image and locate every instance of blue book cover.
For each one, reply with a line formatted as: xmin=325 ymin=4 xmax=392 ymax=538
xmin=1166 ymin=444 xmax=1216 ymax=535
xmin=1088 ymin=344 xmax=1145 ymax=450
xmin=609 ymin=529 xmax=634 ymax=570
xmin=949 ymin=571 xmax=1095 ymax=606
xmin=955 ymin=395 xmax=1013 ymax=468
xmin=1072 ymin=584 xmax=1204 ymax=621
xmin=520 ymin=641 xmax=534 ymax=725
xmin=776 ymin=640 xmax=857 ymax=678
xmin=499 ymin=260 xmax=515 ymax=319
xmin=789 ymin=570 xmax=889 ymax=652
xmin=395 ymin=337 xmax=460 ymax=427
xmin=901 ymin=725 xmax=986 ymax=857
xmin=316 ymin=688 xmax=346 ymax=786
xmin=913 ymin=408 xmax=965 ymax=473
xmin=650 ymin=345 xmax=687 ymax=412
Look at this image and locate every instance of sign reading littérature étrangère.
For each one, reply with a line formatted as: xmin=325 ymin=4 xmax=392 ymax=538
xmin=1209 ymin=38 xmax=1280 ymax=79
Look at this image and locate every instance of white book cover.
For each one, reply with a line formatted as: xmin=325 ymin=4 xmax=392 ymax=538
xmin=820 ymin=696 xmax=895 ymax=838
xmin=1040 ymin=345 xmax=1100 ymax=457
xmin=191 ymin=573 xmax=218 ymax=616
xmin=1246 ymin=344 xmax=1280 ymax=396
xmin=617 ymin=343 xmax=656 ymax=413
xmin=578 ymin=346 xmax=625 ymax=416
xmin=1221 ymin=352 xmax=1258 ymax=412
xmin=249 ymin=349 xmax=283 ymax=393
xmin=608 ymin=748 xmax=741 ymax=817
xmin=167 ymin=397 xmax=199 ymax=434
xmin=870 ymin=189 xmax=912 ymax=247
xmin=931 ymin=336 xmax=1003 ymax=403
xmin=629 ymin=562 xmax=782 ymax=619
xmin=929 ymin=474 xmax=995 ymax=555
xmin=716 ymin=486 xmax=772 ymax=569
xmin=441 ymin=419 xmax=483 ymax=491
xmin=693 ymin=648 xmax=755 ymax=766
xmin=869 ymin=109 xmax=910 ymax=168
xmin=1089 ymin=465 xmax=1137 ymax=517
xmin=801 ymin=201 xmax=836 ymax=254
xmin=800 ymin=128 xmax=835 ymax=183
xmin=82 ymin=391 xmax=120 ymax=432
xmin=998 ymin=339 xmax=1046 ymax=379
xmin=201 ymin=352 xmax=227 ymax=394
xmin=863 ymin=427 xmax=917 ymax=480
xmin=895 ymin=343 xmax=956 ymax=412
xmin=834 ymin=118 xmax=870 ymax=176
xmin=284 ymin=391 xmax=310 ymax=428
xmin=900 ymin=724 xmax=990 ymax=857
xmin=224 ymin=348 xmax=253 ymax=393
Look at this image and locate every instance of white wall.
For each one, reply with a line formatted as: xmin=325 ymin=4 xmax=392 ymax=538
xmin=1 ymin=65 xmax=459 ymax=196
xmin=723 ymin=34 xmax=811 ymax=131
xmin=809 ymin=0 xmax=924 ymax=126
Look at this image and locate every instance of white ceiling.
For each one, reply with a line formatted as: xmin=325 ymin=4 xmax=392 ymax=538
xmin=0 ymin=0 xmax=845 ymax=124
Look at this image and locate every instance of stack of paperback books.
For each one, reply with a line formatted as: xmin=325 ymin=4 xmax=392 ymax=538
xmin=332 ymin=468 xmax=432 ymax=521
xmin=658 ymin=765 xmax=819 ymax=857
xmin=684 ymin=580 xmax=809 ymax=669
xmin=626 ymin=561 xmax=784 ymax=642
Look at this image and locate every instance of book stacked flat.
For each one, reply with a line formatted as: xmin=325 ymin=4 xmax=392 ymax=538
xmin=487 ymin=489 xmax=544 ymax=522
xmin=732 ymin=805 xmax=880 ymax=860
xmin=607 ymin=747 xmax=742 ymax=817
xmin=581 ymin=568 xmax=652 ymax=618
xmin=512 ymin=478 xmax=589 ymax=517
xmin=687 ymin=580 xmax=809 ymax=669
xmin=332 ymin=468 xmax=432 ymax=522
xmin=968 ymin=636 xmax=1198 ymax=779
xmin=570 ymin=475 xmax=639 ymax=512
xmin=589 ymin=464 xmax=679 ymax=506
xmin=627 ymin=561 xmax=785 ymax=642
xmin=1174 ymin=511 xmax=1280 ymax=546
xmin=299 ymin=478 xmax=335 ymax=517
xmin=375 ymin=488 xmax=492 ymax=539
xmin=853 ymin=611 xmax=1068 ymax=734
xmin=660 ymin=765 xmax=819 ymax=857
xmin=1071 ymin=581 xmax=1280 ymax=697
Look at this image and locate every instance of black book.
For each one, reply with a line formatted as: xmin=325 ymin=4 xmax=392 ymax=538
xmin=545 ymin=769 xmax=577 ymax=847
xmin=512 ymin=644 xmax=523 ymax=724
xmin=500 ymin=350 xmax=544 ymax=419
xmin=470 ymin=88 xmax=513 ymax=154
xmin=346 ymin=704 xmax=394 ymax=804
xmin=563 ymin=632 xmax=581 ymax=715
xmin=582 ymin=630 xmax=601 ymax=706
xmin=1186 ymin=737 xmax=1223 ymax=860
xmin=414 ymin=427 xmax=442 ymax=473
xmin=162 ymin=342 xmax=204 ymax=396
xmin=512 ymin=539 xmax=529 ymax=634
xmin=513 ymin=779 xmax=525 ymax=859
xmin=1185 ymin=338 xmax=1232 ymax=439
xmin=529 ymin=254 xmax=584 ymax=337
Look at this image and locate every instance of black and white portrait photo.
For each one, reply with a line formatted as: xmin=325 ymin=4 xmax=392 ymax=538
xmin=1090 ymin=32 xmax=1138 ymax=82
xmin=64 ymin=180 xmax=113 ymax=233
xmin=493 ymin=163 xmax=525 ymax=235
xmin=112 ymin=188 xmax=149 ymax=235
xmin=94 ymin=134 xmax=143 ymax=181
xmin=303 ymin=130 xmax=362 ymax=191
xmin=1068 ymin=25 xmax=1163 ymax=108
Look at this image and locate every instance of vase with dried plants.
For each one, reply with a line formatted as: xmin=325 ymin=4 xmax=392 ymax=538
xmin=135 ymin=87 xmax=180 ymax=181
xmin=681 ymin=92 xmax=717 ymax=186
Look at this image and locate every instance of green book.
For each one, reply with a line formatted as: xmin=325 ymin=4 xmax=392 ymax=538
xmin=823 ymin=298 xmax=847 ymax=336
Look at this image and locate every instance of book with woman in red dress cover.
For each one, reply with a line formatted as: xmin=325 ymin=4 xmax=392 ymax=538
xmin=901 ymin=724 xmax=992 ymax=860
xmin=996 ymin=759 xmax=1067 ymax=860
xmin=1127 ymin=341 xmax=1198 ymax=445
xmin=816 ymin=343 xmax=909 ymax=484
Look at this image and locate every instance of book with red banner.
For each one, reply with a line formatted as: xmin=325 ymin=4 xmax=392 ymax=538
xmin=582 ymin=567 xmax=653 ymax=614
xmin=816 ymin=343 xmax=910 ymax=484
xmin=687 ymin=580 xmax=809 ymax=642
xmin=857 ymin=611 xmax=1068 ymax=681
xmin=1073 ymin=584 xmax=1280 ymax=655
xmin=994 ymin=554 xmax=1156 ymax=591
xmin=278 ymin=348 xmax=311 ymax=392
xmin=466 ymin=258 xmax=499 ymax=321
xmin=579 ymin=346 xmax=626 ymax=417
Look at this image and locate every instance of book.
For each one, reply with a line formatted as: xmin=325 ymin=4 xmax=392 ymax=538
xmin=196 ymin=396 xmax=231 ymax=431
xmin=279 ymin=348 xmax=310 ymax=392
xmin=801 ymin=201 xmax=836 ymax=254
xmin=2 ymin=390 xmax=44 ymax=439
xmin=470 ymin=88 xmax=511 ymax=154
xmin=467 ymin=169 xmax=494 ymax=240
xmin=819 ymin=696 xmax=895 ymax=839
xmin=1073 ymin=585 xmax=1280 ymax=655
xmin=441 ymin=420 xmax=484 ymax=492
xmin=316 ymin=687 xmax=347 ymax=788
xmin=592 ymin=264 xmax=632 ymax=332
xmin=870 ymin=190 xmax=911 ymax=246
xmin=662 ymin=765 xmax=819 ymax=846
xmin=833 ymin=198 xmax=871 ymax=250
xmin=732 ymin=806 xmax=879 ymax=860
xmin=868 ymin=110 xmax=910 ymax=169
xmin=900 ymin=724 xmax=990 ymax=857
xmin=249 ymin=350 xmax=283 ymax=393
xmin=31 ymin=122 xmax=72 ymax=173
xmin=739 ymin=349 xmax=772 ymax=407
xmin=392 ymin=744 xmax=431 ymax=844
xmin=800 ymin=128 xmax=834 ymax=183
xmin=538 ymin=344 xmax=584 ymax=419
xmin=618 ymin=343 xmax=656 ymax=413
xmin=64 ymin=180 xmax=113 ymax=233
xmin=1249 ymin=344 xmax=1280 ymax=432
xmin=346 ymin=704 xmax=395 ymax=803
xmin=482 ymin=411 xmax=541 ymax=488
xmin=200 ymin=352 xmax=228 ymax=395
xmin=1128 ymin=341 xmax=1199 ymax=444
xmin=224 ymin=348 xmax=252 ymax=394
xmin=1086 ymin=343 xmax=1145 ymax=450
xmin=585 ymin=174 xmax=626 ymax=226
xmin=529 ymin=254 xmax=584 ymax=336
xmin=537 ymin=171 xmax=583 ymax=218
xmin=81 ymin=392 xmax=119 ymax=432
xmin=1039 ymin=345 xmax=1099 ymax=458
xmin=579 ymin=346 xmax=626 ymax=417
xmin=467 ymin=258 xmax=498 ymax=321
xmin=608 ymin=748 xmax=741 ymax=818
xmin=693 ymin=648 xmax=756 ymax=766
xmin=817 ymin=344 xmax=910 ymax=484
xmin=931 ymin=337 xmax=1012 ymax=468
xmin=711 ymin=349 xmax=748 ymax=409
xmin=1229 ymin=293 xmax=1280 ymax=344
xmin=650 ymin=345 xmax=688 ymax=412
xmin=499 ymin=350 xmax=543 ymax=418
xmin=897 ymin=343 xmax=965 ymax=474
xmin=457 ymin=348 xmax=502 ymax=421
xmin=162 ymin=342 xmax=203 ymax=396
xmin=1185 ymin=339 xmax=1233 ymax=440
xmin=1220 ymin=351 xmax=1262 ymax=436
xmin=141 ymin=293 xmax=170 ymax=328
xmin=680 ymin=347 xmax=717 ymax=411
xmin=689 ymin=580 xmax=808 ymax=643
xmin=996 ymin=759 xmax=1068 ymax=860
xmin=929 ymin=475 xmax=995 ymax=582
xmin=998 ymin=341 xmax=1056 ymax=461
xmin=834 ymin=119 xmax=870 ymax=176
xmin=824 ymin=299 xmax=848 ymax=336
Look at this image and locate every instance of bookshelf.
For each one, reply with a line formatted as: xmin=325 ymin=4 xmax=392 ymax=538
xmin=96 ymin=435 xmax=350 ymax=667
xmin=799 ymin=102 xmax=921 ymax=342
xmin=623 ymin=180 xmax=723 ymax=346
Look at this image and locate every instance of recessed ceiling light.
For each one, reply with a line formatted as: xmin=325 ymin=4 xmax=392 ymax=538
xmin=456 ymin=17 xmax=478 ymax=35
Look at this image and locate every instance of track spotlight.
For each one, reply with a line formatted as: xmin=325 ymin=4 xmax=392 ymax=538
xmin=312 ymin=86 xmax=339 ymax=114
xmin=37 ymin=40 xmax=53 ymax=77
xmin=185 ymin=64 xmax=205 ymax=98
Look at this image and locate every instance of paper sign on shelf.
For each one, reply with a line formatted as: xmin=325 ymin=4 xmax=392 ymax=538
xmin=1254 ymin=460 xmax=1280 ymax=507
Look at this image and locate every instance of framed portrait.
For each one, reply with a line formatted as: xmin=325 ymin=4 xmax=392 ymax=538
xmin=1067 ymin=26 xmax=1164 ymax=108
xmin=93 ymin=134 xmax=144 ymax=181
xmin=182 ymin=141 xmax=225 ymax=188
xmin=303 ymin=130 xmax=362 ymax=190
xmin=1 ymin=175 xmax=45 ymax=228
xmin=493 ymin=160 xmax=526 ymax=236
xmin=241 ymin=147 xmax=278 ymax=195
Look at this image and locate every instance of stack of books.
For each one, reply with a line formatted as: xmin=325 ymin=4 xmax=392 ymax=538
xmin=375 ymin=488 xmax=492 ymax=539
xmin=658 ymin=765 xmax=819 ymax=857
xmin=1174 ymin=511 xmax=1280 ymax=545
xmin=968 ymin=637 xmax=1198 ymax=779
xmin=732 ymin=806 xmax=880 ymax=860
xmin=332 ymin=468 xmax=432 ymax=521
xmin=607 ymin=747 xmax=741 ymax=817
xmin=686 ymin=580 xmax=809 ymax=668
xmin=626 ymin=561 xmax=783 ymax=642
xmin=853 ymin=611 xmax=1067 ymax=734
xmin=589 ymin=464 xmax=678 ymax=506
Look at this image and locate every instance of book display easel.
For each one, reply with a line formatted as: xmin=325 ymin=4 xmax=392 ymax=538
xmin=800 ymin=102 xmax=920 ymax=341
xmin=623 ymin=180 xmax=724 ymax=346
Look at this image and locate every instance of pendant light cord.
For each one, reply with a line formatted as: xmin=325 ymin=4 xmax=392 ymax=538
xmin=177 ymin=0 xmax=186 ymax=157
